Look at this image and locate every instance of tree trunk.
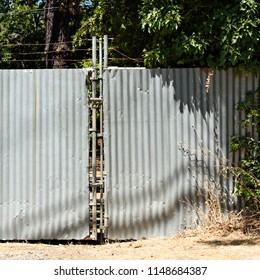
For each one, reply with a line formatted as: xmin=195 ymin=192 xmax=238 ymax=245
xmin=45 ymin=0 xmax=71 ymax=68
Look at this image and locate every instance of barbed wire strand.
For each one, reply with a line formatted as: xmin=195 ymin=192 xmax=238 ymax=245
xmin=0 ymin=57 xmax=144 ymax=64
xmin=0 ymin=48 xmax=92 ymax=56
xmin=0 ymin=59 xmax=85 ymax=62
xmin=0 ymin=44 xmax=143 ymax=59
xmin=0 ymin=37 xmax=117 ymax=48
xmin=0 ymin=7 xmax=61 ymax=15
xmin=0 ymin=39 xmax=92 ymax=47
xmin=110 ymin=48 xmax=144 ymax=62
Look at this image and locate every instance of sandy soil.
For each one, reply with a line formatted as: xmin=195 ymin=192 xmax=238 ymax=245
xmin=0 ymin=230 xmax=259 ymax=260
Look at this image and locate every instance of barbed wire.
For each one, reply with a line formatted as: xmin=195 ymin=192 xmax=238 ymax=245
xmin=0 ymin=59 xmax=84 ymax=62
xmin=0 ymin=4 xmax=94 ymax=16
xmin=0 ymin=43 xmax=143 ymax=59
xmin=0 ymin=37 xmax=116 ymax=48
xmin=0 ymin=57 xmax=143 ymax=62
xmin=0 ymin=57 xmax=144 ymax=64
xmin=0 ymin=41 xmax=144 ymax=65
xmin=0 ymin=39 xmax=92 ymax=47
xmin=0 ymin=48 xmax=92 ymax=56
xmin=0 ymin=7 xmax=62 ymax=16
xmin=110 ymin=48 xmax=144 ymax=62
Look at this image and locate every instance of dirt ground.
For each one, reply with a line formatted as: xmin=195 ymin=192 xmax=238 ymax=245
xmin=0 ymin=229 xmax=259 ymax=260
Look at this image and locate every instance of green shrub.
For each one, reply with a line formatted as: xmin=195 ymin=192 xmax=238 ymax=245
xmin=231 ymin=84 xmax=260 ymax=211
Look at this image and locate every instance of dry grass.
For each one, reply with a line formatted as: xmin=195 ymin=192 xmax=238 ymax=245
xmin=185 ymin=185 xmax=260 ymax=238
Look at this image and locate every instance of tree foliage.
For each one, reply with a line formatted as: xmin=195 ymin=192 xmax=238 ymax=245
xmin=73 ymin=0 xmax=145 ymax=67
xmin=0 ymin=0 xmax=85 ymax=68
xmin=0 ymin=0 xmax=45 ymax=68
xmin=139 ymin=0 xmax=260 ymax=71
xmin=0 ymin=0 xmax=259 ymax=71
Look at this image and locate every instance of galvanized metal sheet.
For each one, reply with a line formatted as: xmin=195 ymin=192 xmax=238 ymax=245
xmin=103 ymin=68 xmax=259 ymax=240
xmin=0 ymin=69 xmax=90 ymax=240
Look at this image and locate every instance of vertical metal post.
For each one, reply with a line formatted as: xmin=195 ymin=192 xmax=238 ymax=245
xmin=99 ymin=38 xmax=103 ymax=98
xmin=91 ymin=36 xmax=97 ymax=239
xmin=103 ymin=34 xmax=109 ymax=239
xmin=104 ymin=35 xmax=108 ymax=69
xmin=98 ymin=37 xmax=104 ymax=233
xmin=99 ymin=38 xmax=104 ymax=185
xmin=92 ymin=36 xmax=97 ymax=182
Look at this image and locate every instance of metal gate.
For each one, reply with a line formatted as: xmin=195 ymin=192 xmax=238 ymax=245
xmin=102 ymin=67 xmax=259 ymax=240
xmin=0 ymin=69 xmax=90 ymax=240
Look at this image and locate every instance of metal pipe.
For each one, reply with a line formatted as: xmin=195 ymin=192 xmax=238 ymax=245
xmin=99 ymin=37 xmax=103 ymax=97
xmin=99 ymin=38 xmax=104 ymax=182
xmin=103 ymin=34 xmax=109 ymax=240
xmin=91 ymin=36 xmax=97 ymax=184
xmin=91 ymin=36 xmax=97 ymax=239
xmin=99 ymin=37 xmax=105 ymax=237
xmin=104 ymin=35 xmax=108 ymax=69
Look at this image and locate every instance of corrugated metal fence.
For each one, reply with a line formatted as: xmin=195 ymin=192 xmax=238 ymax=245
xmin=0 ymin=69 xmax=90 ymax=240
xmin=103 ymin=68 xmax=259 ymax=240
xmin=0 ymin=67 xmax=259 ymax=241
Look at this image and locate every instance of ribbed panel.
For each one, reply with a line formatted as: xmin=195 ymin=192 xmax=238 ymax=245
xmin=103 ymin=68 xmax=259 ymax=240
xmin=0 ymin=69 xmax=89 ymax=240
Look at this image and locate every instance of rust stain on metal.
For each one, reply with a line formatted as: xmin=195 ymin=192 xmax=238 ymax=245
xmin=33 ymin=81 xmax=38 ymax=163
xmin=202 ymin=68 xmax=214 ymax=93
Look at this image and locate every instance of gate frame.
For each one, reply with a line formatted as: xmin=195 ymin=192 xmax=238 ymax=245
xmin=88 ymin=35 xmax=108 ymax=241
